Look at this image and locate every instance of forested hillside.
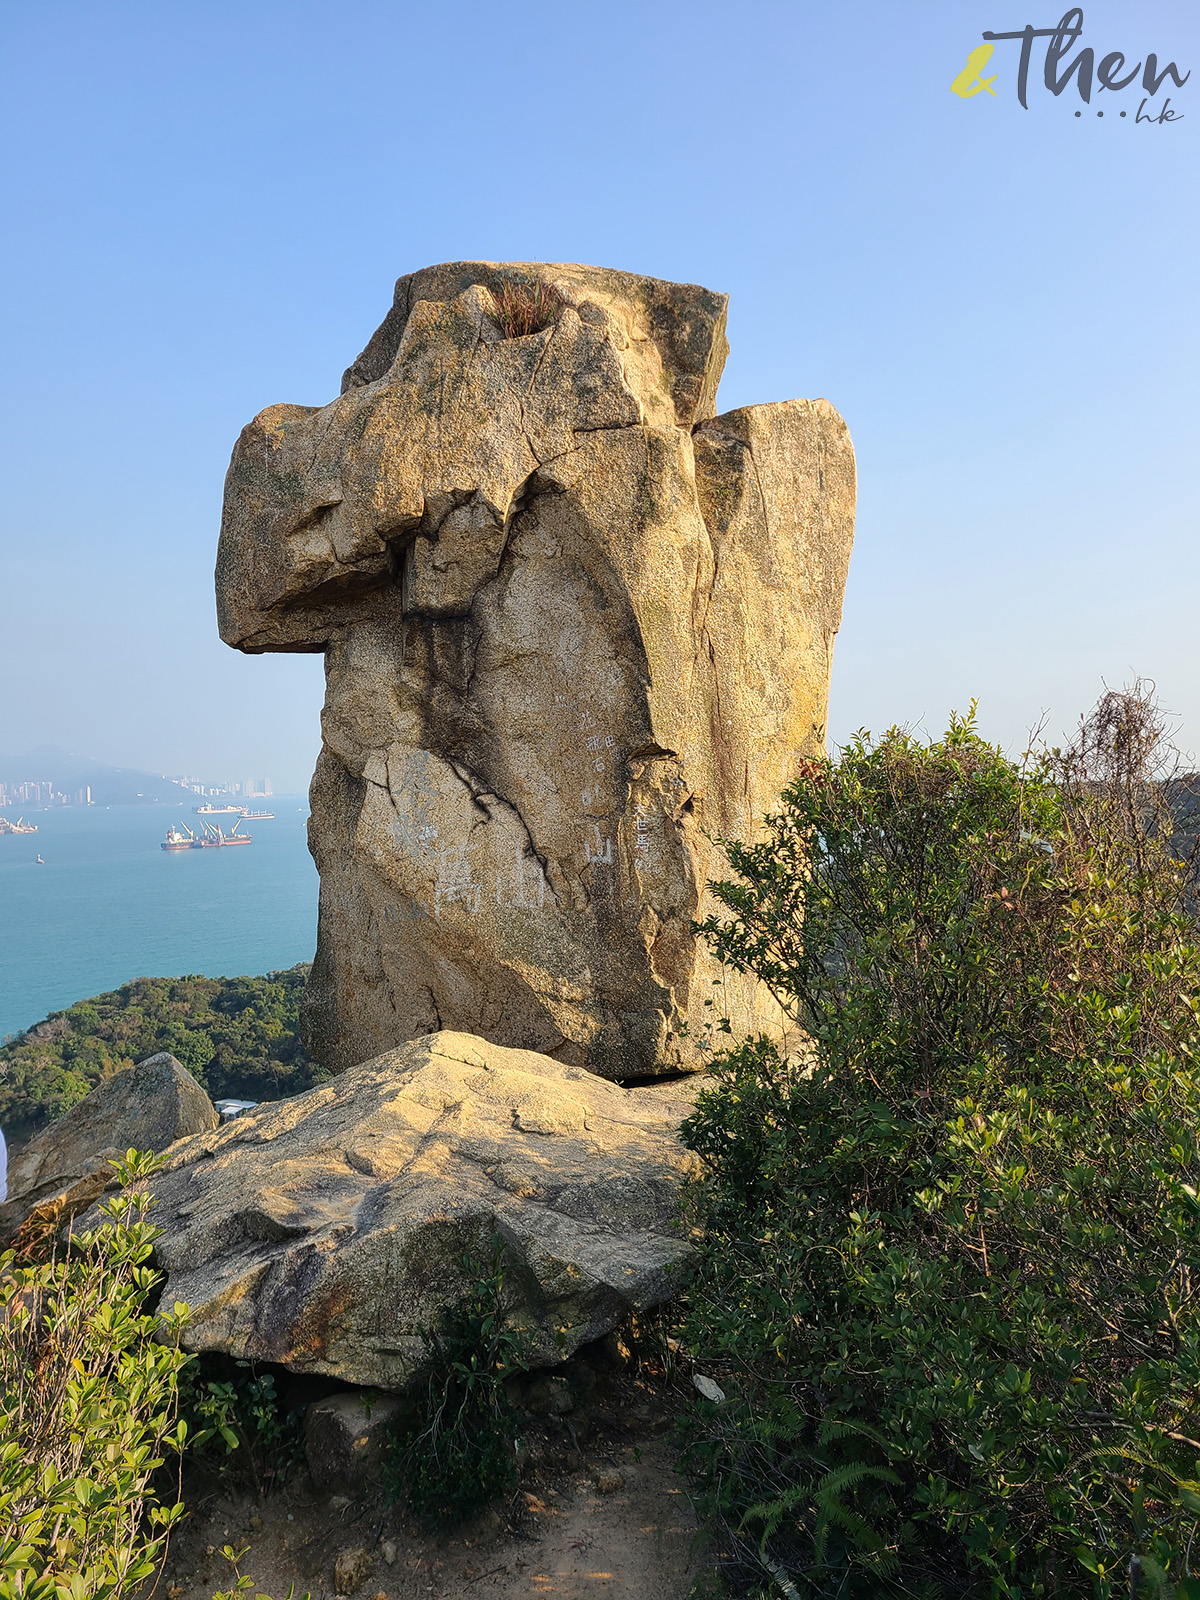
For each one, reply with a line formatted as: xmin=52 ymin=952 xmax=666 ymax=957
xmin=0 ymin=966 xmax=322 ymax=1141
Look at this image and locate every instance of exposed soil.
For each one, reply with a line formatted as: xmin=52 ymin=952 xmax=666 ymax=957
xmin=159 ymin=1361 xmax=706 ymax=1600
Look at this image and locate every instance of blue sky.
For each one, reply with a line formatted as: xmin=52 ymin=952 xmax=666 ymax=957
xmin=1 ymin=0 xmax=1195 ymax=791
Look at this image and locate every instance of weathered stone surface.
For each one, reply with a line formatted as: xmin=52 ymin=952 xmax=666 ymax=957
xmin=0 ymin=1052 xmax=218 ymax=1246
xmin=517 ymin=1372 xmax=576 ymax=1417
xmin=304 ymin=1391 xmax=404 ymax=1492
xmin=333 ymin=1547 xmax=373 ymax=1596
xmin=217 ymin=262 xmax=856 ymax=1078
xmin=134 ymin=1031 xmax=698 ymax=1390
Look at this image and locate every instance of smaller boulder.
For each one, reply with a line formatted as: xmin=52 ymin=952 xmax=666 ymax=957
xmin=516 ymin=1374 xmax=576 ymax=1418
xmin=305 ymin=1391 xmax=405 ymax=1494
xmin=333 ymin=1547 xmax=373 ymax=1596
xmin=0 ymin=1052 xmax=218 ymax=1246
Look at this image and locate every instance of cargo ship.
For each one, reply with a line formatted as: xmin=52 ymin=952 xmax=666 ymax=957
xmin=198 ymin=820 xmax=252 ymax=847
xmin=238 ymin=807 xmax=275 ymax=819
xmin=162 ymin=820 xmax=252 ymax=849
xmin=194 ymin=803 xmax=240 ymax=815
xmin=0 ymin=816 xmax=39 ymax=835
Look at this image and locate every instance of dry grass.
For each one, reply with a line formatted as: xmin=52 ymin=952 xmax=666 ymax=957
xmin=491 ymin=279 xmax=562 ymax=339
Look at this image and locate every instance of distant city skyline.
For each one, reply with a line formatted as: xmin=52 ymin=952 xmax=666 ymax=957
xmin=165 ymin=776 xmax=273 ymax=799
xmin=0 ymin=782 xmax=93 ymax=809
xmin=1 ymin=775 xmax=272 ymax=804
xmin=0 ymin=752 xmax=282 ymax=810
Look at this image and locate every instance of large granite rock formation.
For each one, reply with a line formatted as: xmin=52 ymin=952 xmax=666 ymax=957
xmin=217 ymin=263 xmax=855 ymax=1077
xmin=126 ymin=1030 xmax=698 ymax=1390
xmin=0 ymin=1052 xmax=218 ymax=1246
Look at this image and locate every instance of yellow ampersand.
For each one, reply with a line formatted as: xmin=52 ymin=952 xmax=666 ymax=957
xmin=951 ymin=42 xmax=999 ymax=98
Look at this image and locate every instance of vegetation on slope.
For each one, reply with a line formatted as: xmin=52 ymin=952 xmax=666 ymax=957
xmin=681 ymin=689 xmax=1200 ymax=1597
xmin=10 ymin=686 xmax=1200 ymax=1597
xmin=0 ymin=967 xmax=321 ymax=1141
xmin=0 ymin=1151 xmax=307 ymax=1600
xmin=0 ymin=1151 xmax=192 ymax=1599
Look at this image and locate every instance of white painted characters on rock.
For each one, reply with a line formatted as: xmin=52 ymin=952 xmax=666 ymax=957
xmin=434 ymin=844 xmax=481 ymax=918
xmin=387 ymin=751 xmax=442 ymax=856
xmin=585 ymin=732 xmax=616 ymax=773
xmin=586 ymin=823 xmax=613 ymax=866
xmin=497 ymin=838 xmax=548 ymax=911
xmin=579 ymin=708 xmax=618 ymax=813
xmin=634 ymin=807 xmax=651 ymax=871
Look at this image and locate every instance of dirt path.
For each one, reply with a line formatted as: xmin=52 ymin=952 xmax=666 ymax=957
xmin=162 ymin=1374 xmax=704 ymax=1600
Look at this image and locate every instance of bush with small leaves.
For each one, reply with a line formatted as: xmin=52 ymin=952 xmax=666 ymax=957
xmin=385 ymin=1233 xmax=527 ymax=1528
xmin=0 ymin=1151 xmax=193 ymax=1600
xmin=178 ymin=1361 xmax=305 ymax=1497
xmin=681 ymin=695 xmax=1200 ymax=1598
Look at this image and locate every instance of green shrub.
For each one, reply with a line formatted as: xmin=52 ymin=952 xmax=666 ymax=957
xmin=178 ymin=1360 xmax=305 ymax=1496
xmin=0 ymin=1151 xmax=192 ymax=1600
xmin=385 ymin=1233 xmax=526 ymax=1528
xmin=681 ymin=696 xmax=1200 ymax=1597
xmin=212 ymin=1542 xmax=308 ymax=1600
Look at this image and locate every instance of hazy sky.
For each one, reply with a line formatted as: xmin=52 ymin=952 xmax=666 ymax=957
xmin=1 ymin=1 xmax=1195 ymax=791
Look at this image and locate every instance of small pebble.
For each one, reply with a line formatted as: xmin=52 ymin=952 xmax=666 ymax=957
xmin=380 ymin=1541 xmax=397 ymax=1567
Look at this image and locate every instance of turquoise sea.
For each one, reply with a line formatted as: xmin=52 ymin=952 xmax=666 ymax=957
xmin=0 ymin=799 xmax=318 ymax=1040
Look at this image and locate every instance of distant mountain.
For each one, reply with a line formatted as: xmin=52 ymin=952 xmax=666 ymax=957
xmin=0 ymin=745 xmax=196 ymax=807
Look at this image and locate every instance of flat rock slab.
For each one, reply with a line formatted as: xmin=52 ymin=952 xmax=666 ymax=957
xmin=144 ymin=1031 xmax=700 ymax=1389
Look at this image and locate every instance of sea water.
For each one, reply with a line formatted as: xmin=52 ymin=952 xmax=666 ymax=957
xmin=0 ymin=800 xmax=319 ymax=1039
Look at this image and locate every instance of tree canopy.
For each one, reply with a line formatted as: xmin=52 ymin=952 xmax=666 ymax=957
xmin=0 ymin=967 xmax=322 ymax=1141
